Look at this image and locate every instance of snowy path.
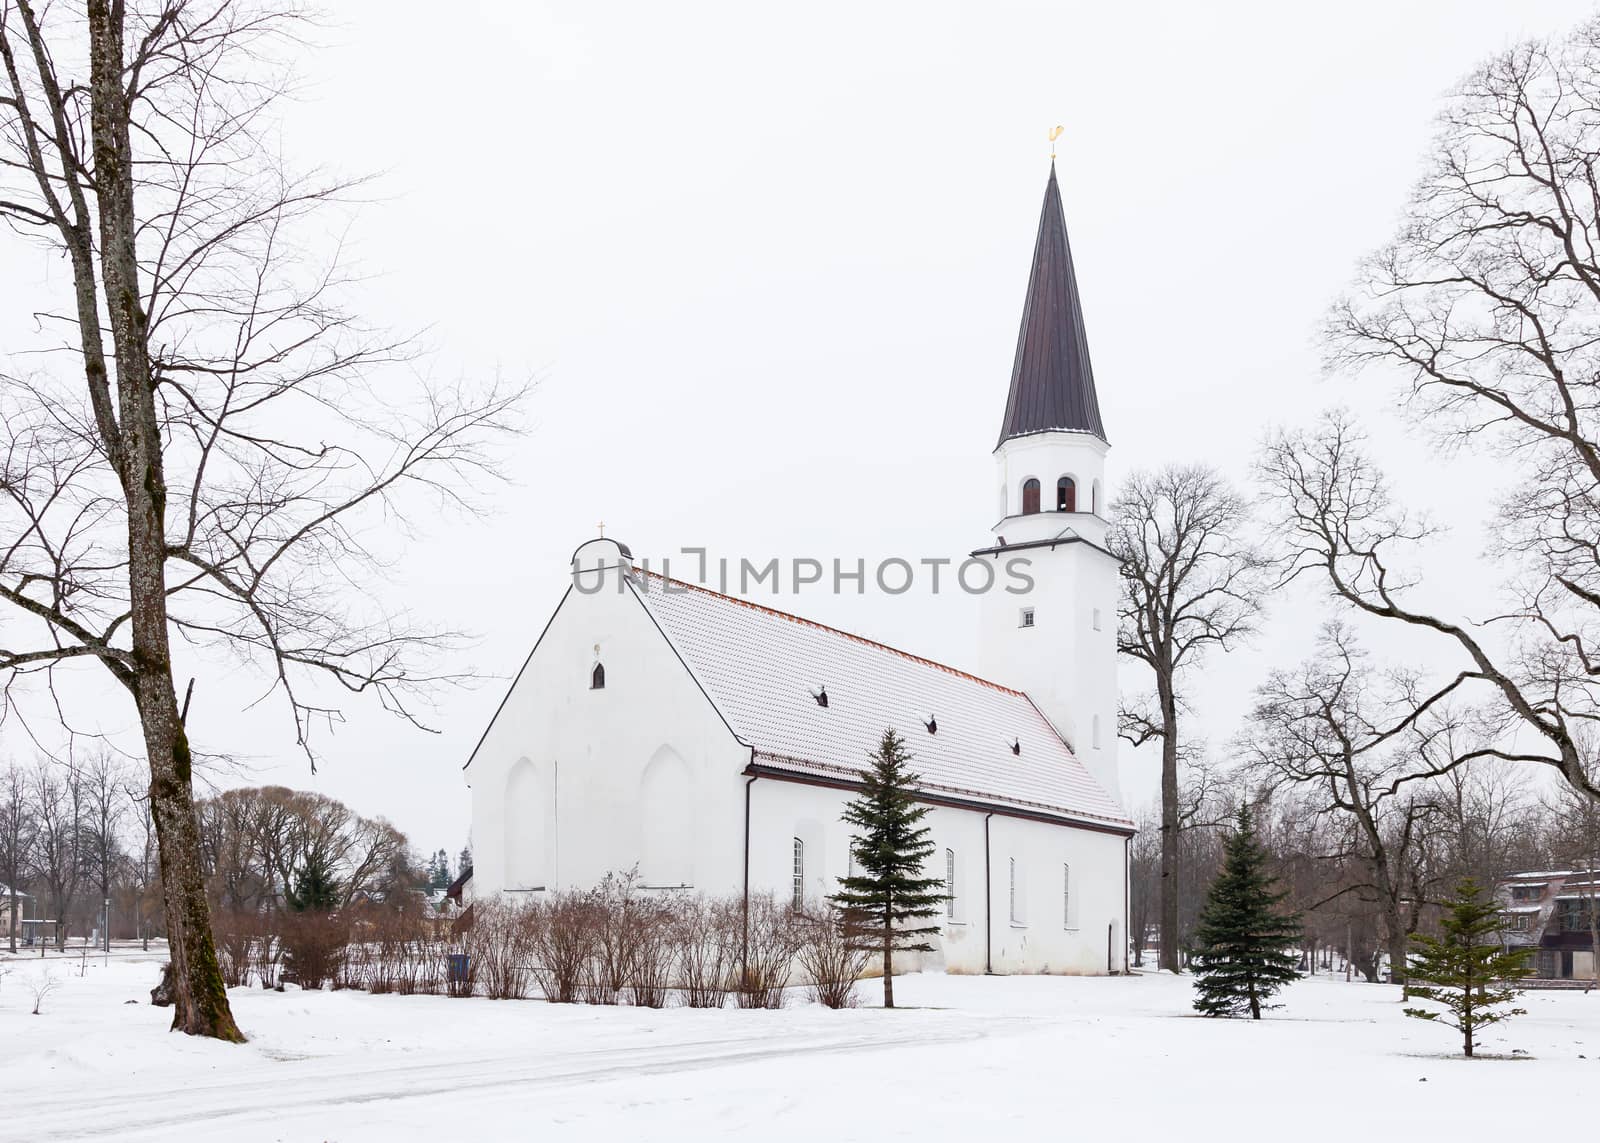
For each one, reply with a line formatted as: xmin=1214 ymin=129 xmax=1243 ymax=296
xmin=37 ymin=1014 xmax=998 ymax=1140
xmin=5 ymin=954 xmax=1599 ymax=1141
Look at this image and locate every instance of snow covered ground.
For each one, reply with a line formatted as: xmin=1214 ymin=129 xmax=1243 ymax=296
xmin=1 ymin=948 xmax=1594 ymax=1142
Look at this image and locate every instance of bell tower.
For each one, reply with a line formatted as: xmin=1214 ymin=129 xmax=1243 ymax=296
xmin=973 ymin=162 xmax=1121 ymax=804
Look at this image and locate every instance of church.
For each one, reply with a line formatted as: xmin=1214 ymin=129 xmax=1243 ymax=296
xmin=462 ymin=163 xmax=1134 ymax=975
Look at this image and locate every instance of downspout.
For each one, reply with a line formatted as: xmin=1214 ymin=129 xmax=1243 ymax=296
xmin=1123 ymin=833 xmax=1131 ymax=974
xmin=742 ymin=773 xmax=758 ymax=978
xmin=984 ymin=812 xmax=995 ymax=975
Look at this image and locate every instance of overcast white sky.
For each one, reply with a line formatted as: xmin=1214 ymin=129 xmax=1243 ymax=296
xmin=6 ymin=0 xmax=1598 ymax=859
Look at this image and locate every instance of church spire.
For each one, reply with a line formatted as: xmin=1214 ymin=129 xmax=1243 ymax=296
xmin=995 ymin=162 xmax=1106 ymax=446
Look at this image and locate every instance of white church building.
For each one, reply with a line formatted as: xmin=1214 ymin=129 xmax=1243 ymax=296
xmin=463 ymin=163 xmax=1134 ymax=975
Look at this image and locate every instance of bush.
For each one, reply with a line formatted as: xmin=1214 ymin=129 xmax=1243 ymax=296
xmin=675 ymin=897 xmax=737 ymax=1010
xmin=531 ymin=892 xmax=597 ymax=1004
xmin=467 ymin=900 xmax=540 ymax=1000
xmin=735 ymin=894 xmax=800 ymax=1009
xmin=213 ymin=909 xmax=254 ymax=989
xmin=795 ymin=903 xmax=868 ymax=1009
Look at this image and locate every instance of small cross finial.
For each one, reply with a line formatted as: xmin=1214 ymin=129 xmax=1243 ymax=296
xmin=1049 ymin=124 xmax=1063 ymax=161
xmin=597 ymin=520 xmax=605 ymax=539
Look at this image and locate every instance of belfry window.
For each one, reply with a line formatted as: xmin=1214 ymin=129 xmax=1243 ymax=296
xmin=1057 ymin=477 xmax=1076 ymax=512
xmin=591 ymin=662 xmax=606 ymax=689
xmin=1021 ymin=478 xmax=1041 ymax=515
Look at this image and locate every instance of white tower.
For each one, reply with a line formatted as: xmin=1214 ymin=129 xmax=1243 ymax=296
xmin=974 ymin=163 xmax=1121 ymax=805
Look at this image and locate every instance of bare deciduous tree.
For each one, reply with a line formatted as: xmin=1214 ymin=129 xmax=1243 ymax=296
xmin=1310 ymin=19 xmax=1600 ymax=807
xmin=1258 ymin=414 xmax=1597 ymax=799
xmin=0 ymin=2 xmax=521 ymax=1039
xmin=29 ymin=759 xmax=83 ymax=950
xmin=1110 ymin=464 xmax=1271 ymax=972
xmin=1243 ymin=622 xmax=1478 ymax=985
xmin=80 ymin=752 xmax=129 ymax=952
xmin=0 ymin=762 xmax=31 ymax=952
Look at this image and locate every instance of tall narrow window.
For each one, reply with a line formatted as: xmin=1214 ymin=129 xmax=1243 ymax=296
xmin=591 ymin=662 xmax=605 ymax=689
xmin=945 ymin=848 xmax=956 ymax=919
xmin=1056 ymin=476 xmax=1076 ymax=512
xmin=1021 ymin=478 xmax=1041 ymax=515
xmin=1009 ymin=857 xmax=1019 ymax=923
xmin=792 ymin=837 xmax=805 ymax=909
xmin=1063 ymin=863 xmax=1072 ymax=928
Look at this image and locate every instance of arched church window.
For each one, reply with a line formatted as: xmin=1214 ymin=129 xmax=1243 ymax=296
xmin=792 ymin=838 xmax=805 ymax=909
xmin=946 ymin=848 xmax=957 ymax=919
xmin=1057 ymin=476 xmax=1076 ymax=512
xmin=1021 ymin=478 xmax=1041 ymax=515
xmin=591 ymin=662 xmax=605 ymax=689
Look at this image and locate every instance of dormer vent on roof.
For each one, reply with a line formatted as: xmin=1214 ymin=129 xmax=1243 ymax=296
xmin=925 ymin=716 xmax=938 ymax=735
xmin=813 ymin=685 xmax=829 ymax=708
xmin=1011 ymin=738 xmax=1021 ymax=755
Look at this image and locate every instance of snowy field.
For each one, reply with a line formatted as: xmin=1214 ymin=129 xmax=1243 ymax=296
xmin=1 ymin=948 xmax=1595 ymax=1142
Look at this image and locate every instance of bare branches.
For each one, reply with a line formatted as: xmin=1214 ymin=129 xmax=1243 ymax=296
xmin=1108 ymin=463 xmax=1272 ymax=973
xmin=1258 ymin=413 xmax=1600 ymax=800
xmin=0 ymin=1 xmax=527 ymax=767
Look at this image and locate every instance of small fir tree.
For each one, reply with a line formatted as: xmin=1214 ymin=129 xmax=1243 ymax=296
xmin=286 ymin=849 xmax=342 ymax=913
xmin=1403 ymin=879 xmax=1532 ymax=1057
xmin=830 ymin=728 xmax=946 ymax=1008
xmin=1191 ymin=805 xmax=1302 ymax=1019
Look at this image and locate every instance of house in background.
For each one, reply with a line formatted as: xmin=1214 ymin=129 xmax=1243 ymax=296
xmin=1496 ymin=870 xmax=1600 ymax=981
xmin=0 ymin=884 xmax=28 ymax=942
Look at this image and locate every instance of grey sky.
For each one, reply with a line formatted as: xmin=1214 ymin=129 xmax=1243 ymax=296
xmin=4 ymin=0 xmax=1593 ymax=855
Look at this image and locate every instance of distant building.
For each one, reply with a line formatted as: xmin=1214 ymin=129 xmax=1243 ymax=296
xmin=1495 ymin=870 xmax=1600 ymax=980
xmin=0 ymin=883 xmax=28 ymax=941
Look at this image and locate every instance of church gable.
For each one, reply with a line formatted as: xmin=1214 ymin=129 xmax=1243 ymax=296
xmin=631 ymin=571 xmax=1130 ymax=831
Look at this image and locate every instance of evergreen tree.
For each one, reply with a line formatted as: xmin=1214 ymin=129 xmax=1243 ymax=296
xmin=427 ymin=849 xmax=451 ymax=891
xmin=1403 ymin=879 xmax=1533 ymax=1057
xmin=829 ymin=728 xmax=946 ymax=1008
xmin=286 ymin=849 xmax=342 ymax=913
xmin=457 ymin=844 xmax=473 ymax=878
xmin=1191 ymin=805 xmax=1302 ymax=1019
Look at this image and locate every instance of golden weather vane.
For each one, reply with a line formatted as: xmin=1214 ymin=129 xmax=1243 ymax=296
xmin=1049 ymin=125 xmax=1064 ymax=160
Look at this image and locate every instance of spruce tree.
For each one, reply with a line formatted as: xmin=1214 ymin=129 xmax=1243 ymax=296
xmin=830 ymin=728 xmax=946 ymax=1008
xmin=286 ymin=849 xmax=342 ymax=913
xmin=1403 ymin=879 xmax=1532 ymax=1057
xmin=1190 ymin=805 xmax=1301 ymax=1019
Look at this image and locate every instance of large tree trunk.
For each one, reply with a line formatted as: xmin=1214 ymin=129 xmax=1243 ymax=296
xmin=86 ymin=0 xmax=241 ymax=1043
xmin=1158 ymin=674 xmax=1181 ymax=974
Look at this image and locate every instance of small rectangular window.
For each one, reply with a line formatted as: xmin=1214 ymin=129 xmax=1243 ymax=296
xmin=1020 ymin=608 xmax=1035 ymax=629
xmin=1092 ymin=608 xmax=1102 ymax=631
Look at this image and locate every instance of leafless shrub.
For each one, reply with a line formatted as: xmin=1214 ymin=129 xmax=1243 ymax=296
xmin=531 ymin=892 xmax=599 ymax=1004
xmin=28 ymin=969 xmax=57 ymax=1015
xmin=795 ymin=903 xmax=869 ymax=1009
xmin=213 ymin=909 xmax=254 ymax=989
xmin=736 ymin=894 xmax=800 ymax=1009
xmin=252 ymin=926 xmax=284 ymax=991
xmin=675 ymin=897 xmax=737 ymax=1009
xmin=629 ymin=896 xmax=679 ymax=1009
xmin=466 ymin=900 xmax=540 ymax=1000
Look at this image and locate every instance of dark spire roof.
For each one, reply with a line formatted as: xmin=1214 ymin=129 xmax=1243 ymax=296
xmin=996 ymin=163 xmax=1106 ymax=446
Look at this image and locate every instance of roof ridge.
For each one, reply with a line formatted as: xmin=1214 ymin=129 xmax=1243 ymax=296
xmin=635 ymin=568 xmax=1026 ymax=696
